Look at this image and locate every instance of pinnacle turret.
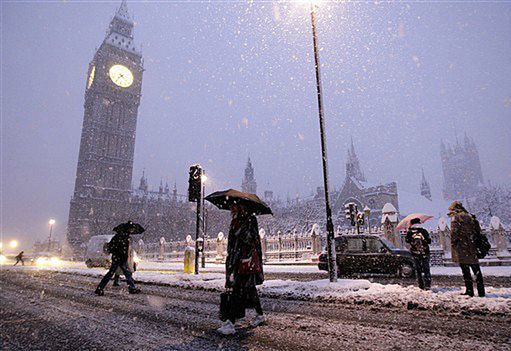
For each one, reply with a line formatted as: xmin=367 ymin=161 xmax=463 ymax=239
xmin=420 ymin=168 xmax=432 ymax=201
xmin=346 ymin=138 xmax=366 ymax=183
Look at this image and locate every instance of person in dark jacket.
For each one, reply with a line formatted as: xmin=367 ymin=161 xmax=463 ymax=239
xmin=405 ymin=218 xmax=432 ymax=290
xmin=217 ymin=203 xmax=265 ymax=335
xmin=13 ymin=251 xmax=24 ymax=266
xmin=95 ymin=223 xmax=141 ymax=296
xmin=449 ymin=201 xmax=485 ymax=297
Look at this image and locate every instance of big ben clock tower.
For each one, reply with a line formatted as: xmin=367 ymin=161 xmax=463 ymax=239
xmin=68 ymin=1 xmax=143 ymax=251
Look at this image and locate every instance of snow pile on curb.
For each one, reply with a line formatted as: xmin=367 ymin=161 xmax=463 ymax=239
xmin=262 ymin=279 xmax=373 ymax=299
xmin=340 ymin=284 xmax=511 ymax=315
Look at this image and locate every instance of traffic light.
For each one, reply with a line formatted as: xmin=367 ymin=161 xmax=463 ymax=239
xmin=188 ymin=164 xmax=202 ymax=202
xmin=344 ymin=203 xmax=356 ymax=226
xmin=356 ymin=212 xmax=365 ymax=226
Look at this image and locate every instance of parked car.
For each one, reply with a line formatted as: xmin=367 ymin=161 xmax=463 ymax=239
xmin=318 ymin=235 xmax=415 ymax=278
xmin=84 ymin=234 xmax=139 ymax=272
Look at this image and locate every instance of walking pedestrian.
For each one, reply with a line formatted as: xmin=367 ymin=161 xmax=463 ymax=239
xmin=94 ymin=221 xmax=142 ymax=296
xmin=13 ymin=251 xmax=24 ymax=266
xmin=217 ymin=203 xmax=265 ymax=335
xmin=405 ymin=218 xmax=432 ymax=290
xmin=448 ymin=201 xmax=485 ymax=297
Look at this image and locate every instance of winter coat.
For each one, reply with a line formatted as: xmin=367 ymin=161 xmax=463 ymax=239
xmin=405 ymin=227 xmax=431 ymax=256
xmin=108 ymin=232 xmax=131 ymax=263
xmin=450 ymin=211 xmax=479 ymax=264
xmin=115 ymin=240 xmax=136 ymax=275
xmin=225 ymin=214 xmax=264 ymax=288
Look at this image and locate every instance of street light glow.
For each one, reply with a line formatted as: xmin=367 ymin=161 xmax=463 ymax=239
xmin=9 ymin=240 xmax=18 ymax=249
xmin=49 ymin=218 xmax=56 ymax=225
xmin=201 ymin=174 xmax=208 ymax=182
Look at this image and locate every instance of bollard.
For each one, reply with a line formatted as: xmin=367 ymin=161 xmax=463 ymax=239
xmin=184 ymin=246 xmax=195 ymax=274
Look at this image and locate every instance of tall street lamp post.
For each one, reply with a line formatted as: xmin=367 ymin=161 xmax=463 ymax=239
xmin=309 ymin=2 xmax=337 ymax=282
xmin=48 ymin=218 xmax=55 ymax=252
xmin=201 ymin=173 xmax=207 ymax=269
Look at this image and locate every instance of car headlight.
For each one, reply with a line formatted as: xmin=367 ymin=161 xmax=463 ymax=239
xmin=35 ymin=257 xmax=48 ymax=265
xmin=0 ymin=254 xmax=7 ymax=263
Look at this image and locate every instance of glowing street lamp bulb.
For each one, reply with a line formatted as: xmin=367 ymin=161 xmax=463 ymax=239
xmin=201 ymin=175 xmax=208 ymax=182
xmin=49 ymin=219 xmax=56 ymax=225
xmin=9 ymin=240 xmax=18 ymax=249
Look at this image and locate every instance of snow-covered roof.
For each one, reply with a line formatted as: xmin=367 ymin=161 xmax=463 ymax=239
xmin=438 ymin=217 xmax=449 ymax=231
xmin=382 ymin=203 xmax=397 ymax=214
xmin=490 ymin=216 xmax=505 ymax=230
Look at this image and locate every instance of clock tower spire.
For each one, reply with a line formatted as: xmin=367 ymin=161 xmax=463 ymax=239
xmin=68 ymin=0 xmax=144 ymax=252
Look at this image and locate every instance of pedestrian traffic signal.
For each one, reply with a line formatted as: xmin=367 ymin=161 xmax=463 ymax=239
xmin=188 ymin=164 xmax=202 ymax=202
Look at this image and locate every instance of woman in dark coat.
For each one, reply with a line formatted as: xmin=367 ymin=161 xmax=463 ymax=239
xmin=449 ymin=201 xmax=485 ymax=297
xmin=217 ymin=203 xmax=265 ymax=335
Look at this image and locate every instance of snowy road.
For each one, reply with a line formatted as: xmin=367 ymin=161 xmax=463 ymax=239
xmin=1 ymin=269 xmax=510 ymax=351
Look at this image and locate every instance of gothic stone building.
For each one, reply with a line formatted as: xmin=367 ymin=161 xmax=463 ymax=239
xmin=331 ymin=139 xmax=399 ymax=228
xmin=241 ymin=158 xmax=257 ymax=194
xmin=440 ymin=134 xmax=483 ymax=201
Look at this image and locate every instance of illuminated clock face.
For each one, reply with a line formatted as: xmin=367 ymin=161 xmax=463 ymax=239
xmin=87 ymin=65 xmax=95 ymax=89
xmin=108 ymin=64 xmax=133 ymax=88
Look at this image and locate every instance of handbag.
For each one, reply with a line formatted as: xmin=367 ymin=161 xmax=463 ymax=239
xmin=219 ymin=290 xmax=245 ymax=321
xmin=238 ymin=247 xmax=261 ymax=275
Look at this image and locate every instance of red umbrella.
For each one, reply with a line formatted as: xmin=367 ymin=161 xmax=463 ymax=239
xmin=396 ymin=213 xmax=433 ymax=230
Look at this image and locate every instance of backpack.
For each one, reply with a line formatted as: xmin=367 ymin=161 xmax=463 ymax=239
xmin=472 ymin=215 xmax=491 ymax=259
xmin=410 ymin=230 xmax=426 ymax=256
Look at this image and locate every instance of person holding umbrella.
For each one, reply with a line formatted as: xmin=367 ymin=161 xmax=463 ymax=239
xmin=405 ymin=218 xmax=432 ymax=290
xmin=95 ymin=221 xmax=144 ymax=296
xmin=205 ymin=189 xmax=270 ymax=336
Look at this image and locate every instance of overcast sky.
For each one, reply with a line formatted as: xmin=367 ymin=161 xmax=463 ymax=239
xmin=2 ymin=1 xmax=510 ymax=246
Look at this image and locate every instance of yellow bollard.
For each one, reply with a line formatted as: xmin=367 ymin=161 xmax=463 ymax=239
xmin=184 ymin=246 xmax=195 ymax=274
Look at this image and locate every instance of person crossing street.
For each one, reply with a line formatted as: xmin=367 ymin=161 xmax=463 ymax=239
xmin=13 ymin=251 xmax=25 ymax=266
xmin=95 ymin=221 xmax=144 ymax=296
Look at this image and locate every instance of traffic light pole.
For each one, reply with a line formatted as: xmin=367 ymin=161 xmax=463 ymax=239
xmin=310 ymin=3 xmax=337 ymax=283
xmin=355 ymin=205 xmax=361 ymax=234
xmin=195 ymin=195 xmax=201 ymax=275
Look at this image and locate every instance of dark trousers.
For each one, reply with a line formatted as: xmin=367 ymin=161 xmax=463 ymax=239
xmin=413 ymin=255 xmax=431 ymax=289
xmin=97 ymin=260 xmax=136 ymax=290
xmin=14 ymin=258 xmax=24 ymax=266
xmin=460 ymin=263 xmax=485 ymax=297
xmin=229 ymin=286 xmax=263 ymax=324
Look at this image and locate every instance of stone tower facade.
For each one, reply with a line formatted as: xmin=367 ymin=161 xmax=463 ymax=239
xmin=241 ymin=158 xmax=257 ymax=194
xmin=440 ymin=134 xmax=483 ymax=201
xmin=67 ymin=1 xmax=143 ymax=250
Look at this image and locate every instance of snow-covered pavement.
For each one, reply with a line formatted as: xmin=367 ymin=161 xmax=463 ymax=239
xmin=4 ymin=262 xmax=510 ymax=316
xmin=3 ymin=269 xmax=510 ymax=351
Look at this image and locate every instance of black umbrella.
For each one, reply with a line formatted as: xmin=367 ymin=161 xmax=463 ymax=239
xmin=113 ymin=221 xmax=145 ymax=234
xmin=205 ymin=189 xmax=272 ymax=215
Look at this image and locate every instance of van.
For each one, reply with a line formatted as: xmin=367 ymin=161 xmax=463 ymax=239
xmin=85 ymin=235 xmax=113 ymax=268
